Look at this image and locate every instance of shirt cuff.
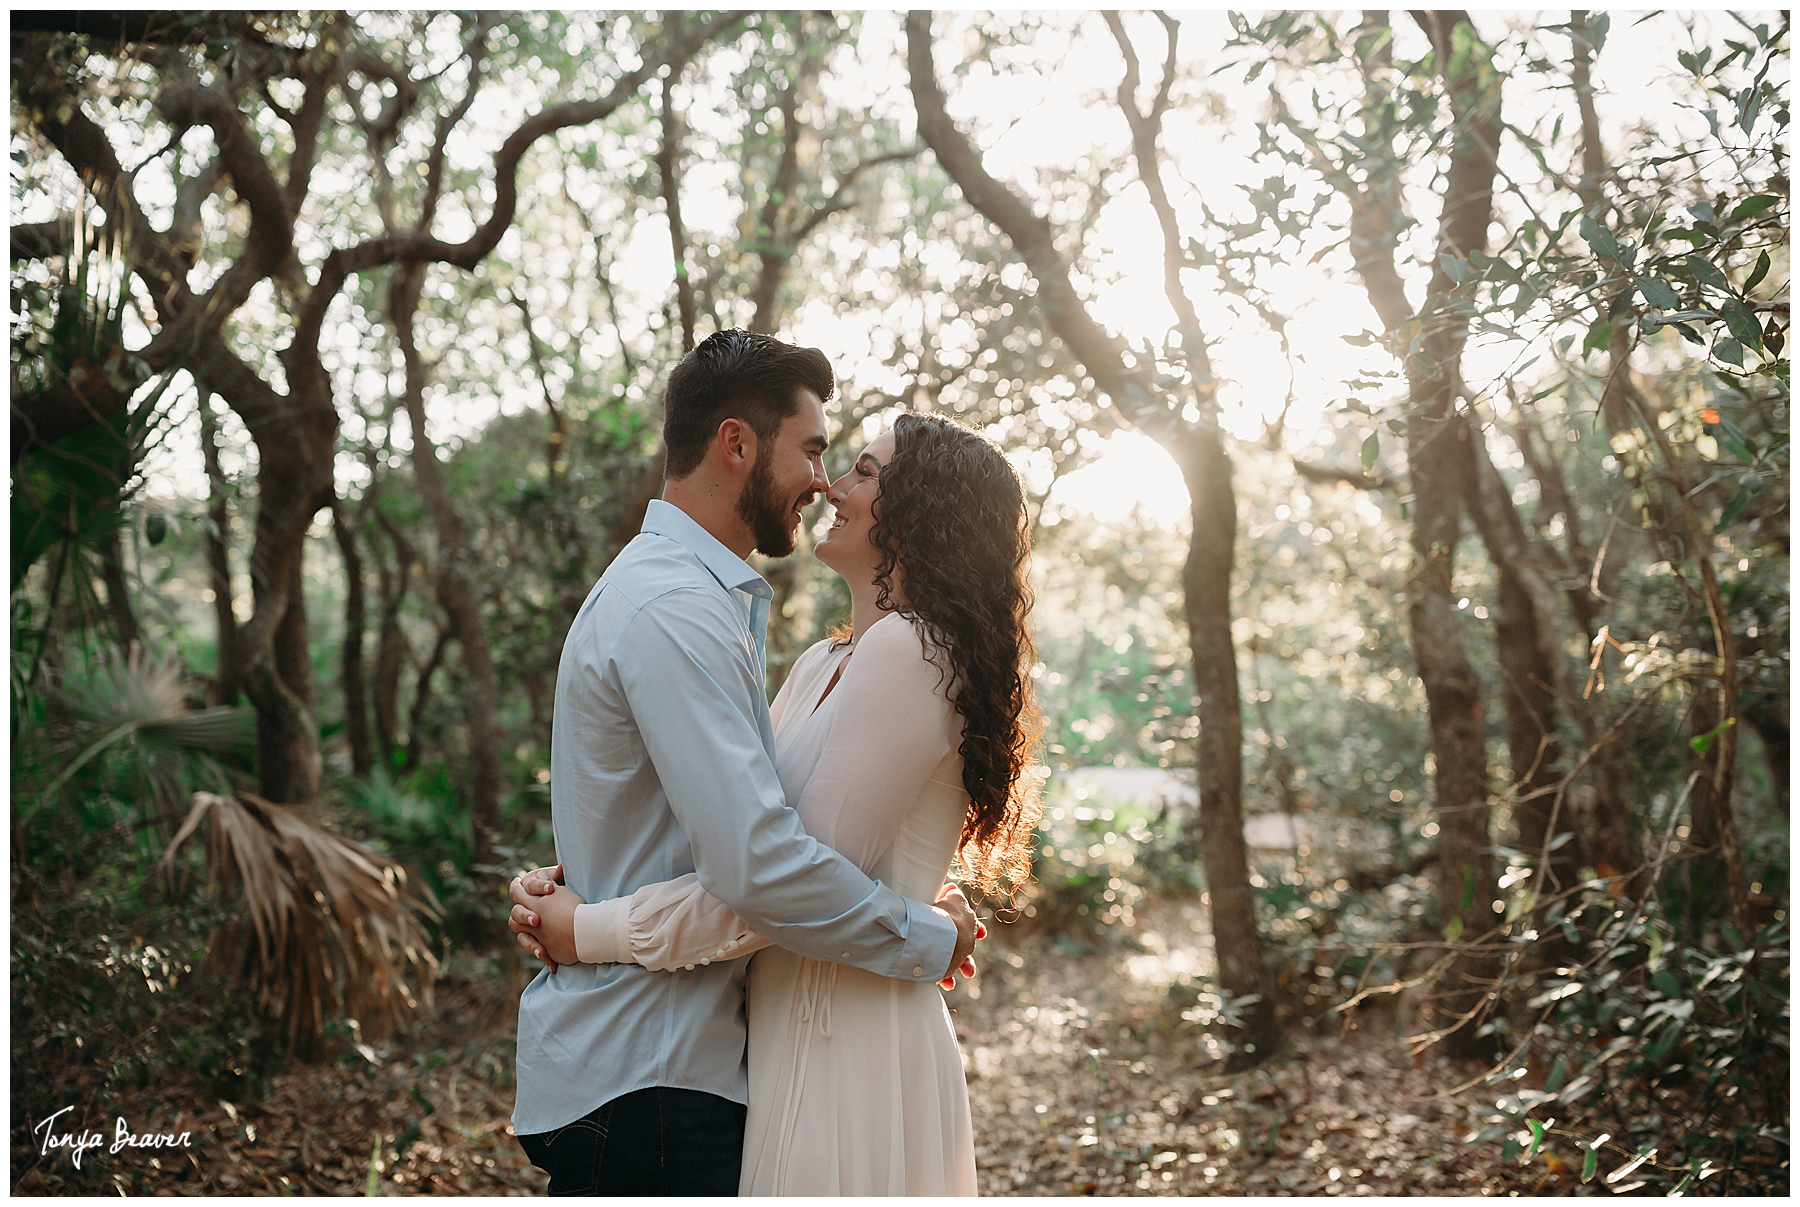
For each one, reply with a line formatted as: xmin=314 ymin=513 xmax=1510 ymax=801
xmin=573 ymin=897 xmax=633 ymax=964
xmin=898 ymin=896 xmax=959 ymax=983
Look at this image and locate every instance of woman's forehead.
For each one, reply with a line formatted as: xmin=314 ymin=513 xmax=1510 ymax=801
xmin=863 ymin=430 xmax=897 ymax=463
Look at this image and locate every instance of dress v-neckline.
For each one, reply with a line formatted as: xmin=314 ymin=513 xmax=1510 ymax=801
xmin=807 ymin=646 xmax=854 ymax=720
xmin=804 ymin=611 xmax=897 ymax=721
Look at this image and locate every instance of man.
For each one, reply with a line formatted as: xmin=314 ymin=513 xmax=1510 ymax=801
xmin=509 ymin=330 xmax=980 ymax=1195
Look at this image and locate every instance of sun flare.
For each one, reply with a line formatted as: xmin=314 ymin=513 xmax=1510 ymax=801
xmin=1048 ymin=431 xmax=1191 ymax=527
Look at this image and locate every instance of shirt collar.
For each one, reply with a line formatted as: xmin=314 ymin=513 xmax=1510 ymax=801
xmin=642 ymin=499 xmax=772 ymax=599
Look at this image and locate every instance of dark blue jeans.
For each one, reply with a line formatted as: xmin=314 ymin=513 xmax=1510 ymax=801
xmin=517 ymin=1086 xmax=746 ymax=1196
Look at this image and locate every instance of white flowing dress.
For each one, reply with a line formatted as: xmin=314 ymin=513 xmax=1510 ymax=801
xmin=593 ymin=611 xmax=978 ymax=1196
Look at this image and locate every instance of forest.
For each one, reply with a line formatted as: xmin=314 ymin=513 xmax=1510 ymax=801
xmin=9 ymin=8 xmax=1789 ymax=1196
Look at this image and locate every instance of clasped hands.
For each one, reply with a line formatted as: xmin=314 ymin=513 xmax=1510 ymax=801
xmin=507 ymin=865 xmax=984 ymax=989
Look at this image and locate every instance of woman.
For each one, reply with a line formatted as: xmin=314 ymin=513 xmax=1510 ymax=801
xmin=511 ymin=413 xmax=1040 ymax=1195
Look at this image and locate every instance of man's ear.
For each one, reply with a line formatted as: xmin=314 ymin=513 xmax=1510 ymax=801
xmin=715 ymin=417 xmax=757 ymax=476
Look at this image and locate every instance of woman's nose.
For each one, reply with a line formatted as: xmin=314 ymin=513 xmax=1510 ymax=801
xmin=825 ymin=472 xmax=850 ymax=506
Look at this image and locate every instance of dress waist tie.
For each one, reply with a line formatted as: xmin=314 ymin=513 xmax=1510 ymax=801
xmin=773 ymin=959 xmax=838 ymax=1189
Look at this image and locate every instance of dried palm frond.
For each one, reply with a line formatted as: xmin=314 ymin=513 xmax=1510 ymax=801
xmin=161 ymin=791 xmax=442 ymax=1056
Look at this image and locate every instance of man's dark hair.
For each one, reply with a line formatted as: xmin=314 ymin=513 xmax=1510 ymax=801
xmin=662 ymin=329 xmax=836 ymax=479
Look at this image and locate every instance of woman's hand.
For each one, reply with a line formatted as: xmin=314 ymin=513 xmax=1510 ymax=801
xmin=934 ymin=882 xmax=986 ymax=990
xmin=509 ymin=865 xmax=584 ymax=970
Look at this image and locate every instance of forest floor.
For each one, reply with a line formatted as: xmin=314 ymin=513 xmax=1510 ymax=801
xmin=12 ymin=895 xmax=1559 ymax=1196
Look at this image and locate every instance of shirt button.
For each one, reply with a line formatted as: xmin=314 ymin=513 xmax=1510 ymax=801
xmin=913 ymin=967 xmax=924 ymax=976
xmin=842 ymin=952 xmax=852 ymax=959
xmin=700 ymin=958 xmax=710 ymax=965
xmin=685 ymin=964 xmax=695 ymax=971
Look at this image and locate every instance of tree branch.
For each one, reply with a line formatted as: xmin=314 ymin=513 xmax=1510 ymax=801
xmin=294 ymin=11 xmax=744 ymax=353
xmin=789 ymin=145 xmax=922 ymax=243
xmin=905 ymin=10 xmax=1167 ymax=435
xmin=656 ymin=51 xmax=697 ymax=352
xmin=10 ymin=221 xmax=64 ymax=261
xmin=1293 ymin=460 xmax=1398 ymax=492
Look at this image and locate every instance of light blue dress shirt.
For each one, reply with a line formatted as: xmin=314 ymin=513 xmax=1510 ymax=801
xmin=513 ymin=499 xmax=958 ymax=1135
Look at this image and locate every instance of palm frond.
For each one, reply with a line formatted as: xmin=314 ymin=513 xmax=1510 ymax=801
xmin=141 ymin=705 xmax=256 ymax=751
xmin=161 ymin=792 xmax=442 ymax=1056
xmin=44 ymin=645 xmax=253 ymax=801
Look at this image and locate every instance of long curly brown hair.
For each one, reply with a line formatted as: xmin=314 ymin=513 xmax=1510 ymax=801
xmin=869 ymin=413 xmax=1042 ymax=894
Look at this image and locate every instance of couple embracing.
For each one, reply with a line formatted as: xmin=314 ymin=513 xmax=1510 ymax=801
xmin=506 ymin=329 xmax=1042 ymax=1195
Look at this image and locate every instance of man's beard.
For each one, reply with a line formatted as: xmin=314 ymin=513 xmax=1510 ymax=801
xmin=737 ymin=447 xmax=805 ymax=557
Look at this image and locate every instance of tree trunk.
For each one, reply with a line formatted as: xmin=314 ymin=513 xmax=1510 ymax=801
xmin=371 ymin=513 xmax=416 ymax=765
xmin=1460 ymin=422 xmax=1576 ymax=898
xmin=393 ymin=263 xmax=503 ymax=854
xmin=403 ymin=625 xmax=454 ymax=776
xmin=746 ymin=61 xmax=803 ymax=338
xmin=333 ymin=501 xmax=373 ymax=778
xmin=200 ymin=392 xmax=242 ymax=706
xmin=1628 ymin=390 xmax=1751 ymax=942
xmin=243 ymin=520 xmax=326 ymax=804
xmin=1175 ymin=430 xmax=1277 ymax=1059
xmin=1741 ymin=695 xmax=1789 ymax=815
xmin=907 ymin=7 xmax=1279 ymax=1056
xmin=1506 ymin=415 xmax=1643 ymax=890
xmin=98 ymin=522 xmax=141 ymax=655
xmin=1410 ymin=166 xmax=1503 ymax=1051
xmin=1407 ymin=413 xmax=1498 ymax=1052
xmin=231 ymin=350 xmax=337 ymax=805
xmin=1327 ymin=10 xmax=1504 ymax=1056
xmin=658 ymin=53 xmax=698 ymax=354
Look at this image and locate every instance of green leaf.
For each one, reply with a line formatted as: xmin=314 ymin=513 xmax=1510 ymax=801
xmin=1439 ymin=253 xmax=1469 ymax=284
xmin=1635 ymin=276 xmax=1681 ymax=309
xmin=1736 ymin=85 xmax=1763 ymax=135
xmin=1746 ymin=250 xmax=1773 ymax=292
xmin=1713 ymin=337 xmax=1745 ymax=368
xmin=1717 ymin=418 xmax=1755 ymax=461
xmin=1584 ymin=314 xmax=1617 ymax=354
xmin=1647 ymin=1018 xmax=1684 ymax=1063
xmin=1719 ymin=298 xmax=1765 ymax=351
xmin=1590 ymin=12 xmax=1609 ymax=53
xmin=1444 ymin=916 xmax=1464 ymax=942
xmin=1687 ymin=254 xmax=1730 ymax=292
xmin=1690 ymin=716 xmax=1735 ymax=755
xmin=1525 ymin=1118 xmax=1547 ymax=1161
xmin=1361 ymin=432 xmax=1380 ymax=471
xmin=1731 ymin=195 xmax=1781 ymax=222
xmin=1580 ymin=215 xmax=1628 ymax=265
xmin=1581 ymin=1145 xmax=1599 ymax=1183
